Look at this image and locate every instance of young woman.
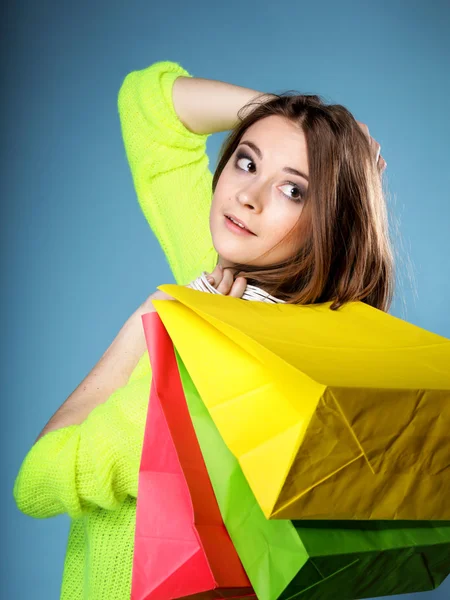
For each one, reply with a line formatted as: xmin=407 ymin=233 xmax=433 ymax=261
xmin=13 ymin=60 xmax=389 ymax=599
xmin=157 ymin=79 xmax=391 ymax=309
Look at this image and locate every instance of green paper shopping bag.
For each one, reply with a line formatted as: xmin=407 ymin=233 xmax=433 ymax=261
xmin=172 ymin=350 xmax=450 ymax=600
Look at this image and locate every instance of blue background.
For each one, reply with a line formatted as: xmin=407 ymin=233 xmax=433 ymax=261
xmin=3 ymin=0 xmax=450 ymax=598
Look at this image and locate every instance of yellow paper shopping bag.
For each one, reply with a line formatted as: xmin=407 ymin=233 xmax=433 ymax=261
xmin=152 ymin=284 xmax=450 ymax=522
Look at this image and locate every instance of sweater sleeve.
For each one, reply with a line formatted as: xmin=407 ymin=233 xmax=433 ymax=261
xmin=13 ymin=60 xmax=218 ymax=520
xmin=118 ymin=60 xmax=218 ymax=286
xmin=13 ymin=368 xmax=151 ymax=520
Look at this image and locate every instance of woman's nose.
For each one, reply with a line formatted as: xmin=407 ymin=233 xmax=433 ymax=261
xmin=236 ymin=185 xmax=264 ymax=211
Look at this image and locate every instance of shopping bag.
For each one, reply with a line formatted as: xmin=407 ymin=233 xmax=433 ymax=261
xmin=131 ymin=311 xmax=254 ymax=600
xmin=152 ymin=284 xmax=450 ymax=521
xmin=173 ymin=346 xmax=450 ymax=600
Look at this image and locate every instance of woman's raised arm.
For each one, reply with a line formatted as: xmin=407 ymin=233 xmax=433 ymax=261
xmin=118 ymin=61 xmax=274 ymax=286
xmin=172 ymin=74 xmax=274 ymax=135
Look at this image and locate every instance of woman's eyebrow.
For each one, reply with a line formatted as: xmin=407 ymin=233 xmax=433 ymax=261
xmin=239 ymin=140 xmax=309 ymax=183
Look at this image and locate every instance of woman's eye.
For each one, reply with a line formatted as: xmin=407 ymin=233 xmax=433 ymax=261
xmin=235 ymin=151 xmax=304 ymax=203
xmin=279 ymin=184 xmax=303 ymax=202
xmin=235 ymin=153 xmax=255 ymax=173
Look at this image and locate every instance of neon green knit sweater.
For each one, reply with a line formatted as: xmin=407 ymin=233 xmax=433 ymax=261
xmin=13 ymin=60 xmax=218 ymax=599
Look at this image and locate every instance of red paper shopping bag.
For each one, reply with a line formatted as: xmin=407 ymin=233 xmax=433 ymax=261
xmin=131 ymin=311 xmax=254 ymax=600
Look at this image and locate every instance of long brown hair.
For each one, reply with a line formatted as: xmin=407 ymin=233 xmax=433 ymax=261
xmin=212 ymin=92 xmax=396 ymax=312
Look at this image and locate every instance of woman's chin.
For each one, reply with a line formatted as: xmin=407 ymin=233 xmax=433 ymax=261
xmin=212 ymin=245 xmax=249 ymax=267
xmin=211 ymin=231 xmax=265 ymax=267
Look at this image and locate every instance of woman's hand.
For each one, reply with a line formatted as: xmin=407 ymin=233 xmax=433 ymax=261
xmin=204 ymin=263 xmax=248 ymax=298
xmin=356 ymin=120 xmax=387 ymax=172
xmin=145 ymin=264 xmax=248 ymax=311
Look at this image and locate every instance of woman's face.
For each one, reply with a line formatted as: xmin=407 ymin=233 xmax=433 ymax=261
xmin=210 ymin=115 xmax=310 ymax=271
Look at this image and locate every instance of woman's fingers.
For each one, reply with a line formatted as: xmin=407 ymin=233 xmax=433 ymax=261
xmin=228 ymin=277 xmax=248 ymax=298
xmin=357 ymin=120 xmax=387 ymax=172
xmin=205 ymin=264 xmax=247 ymax=298
xmin=216 ymin=267 xmax=235 ymax=295
xmin=357 ymin=121 xmax=371 ymax=140
xmin=371 ymin=137 xmax=381 ymax=163
xmin=206 ymin=263 xmax=224 ymax=287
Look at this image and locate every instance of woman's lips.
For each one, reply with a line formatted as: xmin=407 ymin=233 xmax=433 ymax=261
xmin=224 ymin=215 xmax=255 ymax=236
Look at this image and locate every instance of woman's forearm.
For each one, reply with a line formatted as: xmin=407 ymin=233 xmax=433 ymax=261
xmin=172 ymin=75 xmax=276 ymax=135
xmin=34 ymin=295 xmax=159 ymax=444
